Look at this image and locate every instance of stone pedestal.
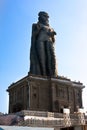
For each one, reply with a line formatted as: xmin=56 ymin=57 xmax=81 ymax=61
xmin=27 ymin=75 xmax=84 ymax=113
xmin=7 ymin=75 xmax=84 ymax=113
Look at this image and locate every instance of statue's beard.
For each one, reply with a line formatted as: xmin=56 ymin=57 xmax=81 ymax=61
xmin=42 ymin=21 xmax=49 ymax=26
xmin=39 ymin=18 xmax=49 ymax=26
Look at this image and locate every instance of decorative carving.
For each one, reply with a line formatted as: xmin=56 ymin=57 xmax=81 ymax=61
xmin=56 ymin=85 xmax=67 ymax=99
xmin=30 ymin=11 xmax=57 ymax=77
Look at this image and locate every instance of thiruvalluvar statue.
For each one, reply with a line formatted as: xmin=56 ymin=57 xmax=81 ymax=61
xmin=29 ymin=11 xmax=58 ymax=77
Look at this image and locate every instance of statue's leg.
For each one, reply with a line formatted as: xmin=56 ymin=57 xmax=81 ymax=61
xmin=45 ymin=42 xmax=52 ymax=76
xmin=50 ymin=44 xmax=57 ymax=76
xmin=46 ymin=42 xmax=56 ymax=76
xmin=36 ymin=41 xmax=46 ymax=75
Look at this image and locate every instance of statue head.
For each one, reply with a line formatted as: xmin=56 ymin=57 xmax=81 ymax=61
xmin=38 ymin=11 xmax=49 ymax=26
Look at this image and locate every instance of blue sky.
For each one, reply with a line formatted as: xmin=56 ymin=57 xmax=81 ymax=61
xmin=0 ymin=0 xmax=87 ymax=113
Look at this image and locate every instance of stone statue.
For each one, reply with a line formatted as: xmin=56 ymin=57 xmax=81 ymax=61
xmin=29 ymin=11 xmax=58 ymax=77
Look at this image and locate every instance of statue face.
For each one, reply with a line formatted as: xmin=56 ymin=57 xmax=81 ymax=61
xmin=41 ymin=15 xmax=49 ymax=23
xmin=39 ymin=15 xmax=49 ymax=26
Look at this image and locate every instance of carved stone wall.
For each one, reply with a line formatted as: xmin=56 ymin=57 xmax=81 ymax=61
xmin=29 ymin=77 xmax=51 ymax=111
xmin=7 ymin=75 xmax=84 ymax=113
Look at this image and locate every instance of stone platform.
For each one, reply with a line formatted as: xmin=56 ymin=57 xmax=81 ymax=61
xmin=7 ymin=75 xmax=84 ymax=113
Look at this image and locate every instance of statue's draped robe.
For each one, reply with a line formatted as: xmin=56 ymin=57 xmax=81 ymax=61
xmin=30 ymin=23 xmax=57 ymax=77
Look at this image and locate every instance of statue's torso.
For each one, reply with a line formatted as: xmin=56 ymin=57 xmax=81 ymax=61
xmin=37 ymin=23 xmax=54 ymax=42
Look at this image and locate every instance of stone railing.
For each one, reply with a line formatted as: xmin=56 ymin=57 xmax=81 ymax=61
xmin=18 ymin=118 xmax=64 ymax=127
xmin=17 ymin=110 xmax=87 ymax=128
xmin=16 ymin=110 xmax=63 ymax=118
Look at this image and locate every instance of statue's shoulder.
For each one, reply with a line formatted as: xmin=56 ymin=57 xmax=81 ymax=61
xmin=32 ymin=23 xmax=37 ymax=27
xmin=32 ymin=23 xmax=41 ymax=34
xmin=32 ymin=23 xmax=38 ymax=30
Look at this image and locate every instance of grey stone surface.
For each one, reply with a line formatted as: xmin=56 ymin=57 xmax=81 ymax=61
xmin=0 ymin=126 xmax=54 ymax=130
xmin=30 ymin=11 xmax=57 ymax=77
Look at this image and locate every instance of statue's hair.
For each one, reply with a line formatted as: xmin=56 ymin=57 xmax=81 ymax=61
xmin=38 ymin=11 xmax=49 ymax=18
xmin=38 ymin=11 xmax=49 ymax=26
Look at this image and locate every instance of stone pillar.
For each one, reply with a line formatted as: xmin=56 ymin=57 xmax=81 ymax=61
xmin=63 ymin=108 xmax=71 ymax=127
xmin=27 ymin=79 xmax=30 ymax=109
xmin=51 ymin=83 xmax=56 ymax=111
xmin=77 ymin=108 xmax=85 ymax=125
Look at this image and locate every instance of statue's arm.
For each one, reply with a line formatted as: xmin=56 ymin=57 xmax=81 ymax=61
xmin=32 ymin=23 xmax=40 ymax=38
xmin=31 ymin=23 xmax=41 ymax=54
xmin=30 ymin=24 xmax=40 ymax=64
xmin=47 ymin=28 xmax=57 ymax=43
